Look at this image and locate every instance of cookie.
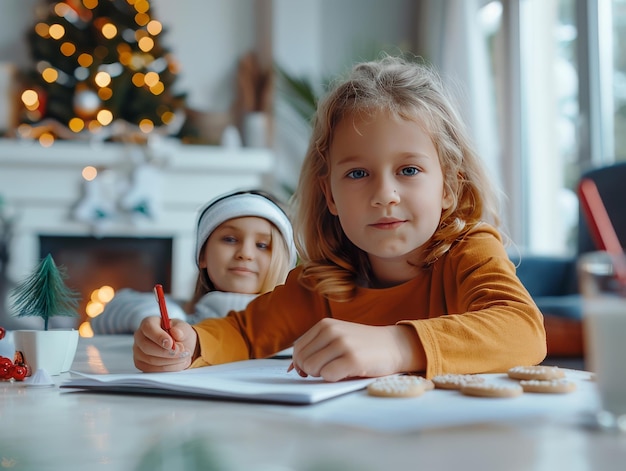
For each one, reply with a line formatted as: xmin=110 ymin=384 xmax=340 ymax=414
xmin=367 ymin=375 xmax=427 ymax=397
xmin=416 ymin=376 xmax=435 ymax=391
xmin=520 ymin=379 xmax=576 ymax=394
xmin=460 ymin=382 xmax=524 ymax=398
xmin=431 ymin=374 xmax=485 ymax=390
xmin=507 ymin=365 xmax=565 ymax=381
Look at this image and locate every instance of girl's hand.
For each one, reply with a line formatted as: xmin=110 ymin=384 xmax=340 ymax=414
xmin=291 ymin=318 xmax=425 ymax=382
xmin=133 ymin=317 xmax=197 ymax=372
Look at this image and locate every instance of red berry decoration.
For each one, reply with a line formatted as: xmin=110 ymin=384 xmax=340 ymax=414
xmin=0 ymin=326 xmax=6 ymax=340
xmin=0 ymin=356 xmax=12 ymax=369
xmin=0 ymin=355 xmax=30 ymax=381
xmin=10 ymin=364 xmax=27 ymax=381
xmin=0 ymin=357 xmax=12 ymax=380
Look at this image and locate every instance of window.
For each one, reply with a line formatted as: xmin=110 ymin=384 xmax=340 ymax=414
xmin=483 ymin=0 xmax=622 ymax=254
xmin=610 ymin=0 xmax=626 ymax=160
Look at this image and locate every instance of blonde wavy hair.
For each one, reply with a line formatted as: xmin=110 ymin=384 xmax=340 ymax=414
xmin=291 ymin=55 xmax=501 ymax=302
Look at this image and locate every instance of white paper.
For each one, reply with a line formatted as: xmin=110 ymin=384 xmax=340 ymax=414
xmin=61 ymin=358 xmax=374 ymax=405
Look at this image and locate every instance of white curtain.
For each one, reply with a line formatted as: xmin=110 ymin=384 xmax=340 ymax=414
xmin=418 ymin=0 xmax=501 ymax=189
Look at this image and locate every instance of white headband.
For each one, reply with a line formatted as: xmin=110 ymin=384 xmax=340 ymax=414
xmin=195 ymin=192 xmax=297 ymax=268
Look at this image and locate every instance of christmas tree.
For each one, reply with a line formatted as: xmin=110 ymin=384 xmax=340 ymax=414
xmin=17 ymin=0 xmax=187 ymax=143
xmin=10 ymin=254 xmax=80 ymax=330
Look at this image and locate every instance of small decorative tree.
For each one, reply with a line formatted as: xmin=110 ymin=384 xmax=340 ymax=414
xmin=10 ymin=254 xmax=80 ymax=330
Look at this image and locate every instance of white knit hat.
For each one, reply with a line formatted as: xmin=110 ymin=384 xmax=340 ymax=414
xmin=195 ymin=190 xmax=297 ymax=268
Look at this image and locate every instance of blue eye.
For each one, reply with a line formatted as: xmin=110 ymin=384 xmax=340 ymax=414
xmin=347 ymin=169 xmax=368 ymax=179
xmin=256 ymin=242 xmax=270 ymax=250
xmin=401 ymin=167 xmax=420 ymax=176
xmin=222 ymin=236 xmax=237 ymax=243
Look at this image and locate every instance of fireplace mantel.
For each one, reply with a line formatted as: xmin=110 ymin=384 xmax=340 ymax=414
xmin=0 ymin=138 xmax=275 ymax=300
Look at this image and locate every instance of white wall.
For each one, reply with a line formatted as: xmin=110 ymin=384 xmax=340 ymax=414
xmin=0 ymin=0 xmax=420 ymax=193
xmin=0 ymin=0 xmax=39 ymax=69
xmin=0 ymin=0 xmax=419 ymax=123
xmin=271 ymin=0 xmax=419 ymax=192
xmin=151 ymin=0 xmax=257 ymax=113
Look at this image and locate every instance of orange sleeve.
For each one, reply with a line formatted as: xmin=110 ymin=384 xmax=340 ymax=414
xmin=190 ymin=267 xmax=327 ymax=367
xmin=399 ymin=226 xmax=546 ymax=377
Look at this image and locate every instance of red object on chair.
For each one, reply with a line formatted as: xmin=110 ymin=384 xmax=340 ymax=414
xmin=578 ymin=178 xmax=626 ymax=283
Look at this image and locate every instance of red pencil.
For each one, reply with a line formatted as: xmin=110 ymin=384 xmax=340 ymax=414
xmin=153 ymin=284 xmax=175 ymax=350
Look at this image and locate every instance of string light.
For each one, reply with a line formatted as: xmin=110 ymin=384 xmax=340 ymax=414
xmin=131 ymin=72 xmax=144 ymax=87
xmin=21 ymin=89 xmax=39 ymax=110
xmin=48 ymin=24 xmax=65 ymax=40
xmin=146 ymin=20 xmax=162 ymax=35
xmin=94 ymin=71 xmax=111 ymax=87
xmin=42 ymin=67 xmax=59 ymax=83
xmin=134 ymin=0 xmax=150 ymax=14
xmin=35 ymin=23 xmax=50 ymax=38
xmin=78 ymin=322 xmax=93 ymax=338
xmin=160 ymin=110 xmax=175 ymax=125
xmin=83 ymin=0 xmax=99 ymax=10
xmin=97 ymin=286 xmax=115 ymax=303
xmin=60 ymin=42 xmax=76 ymax=56
xmin=97 ymin=87 xmax=113 ymax=100
xmin=86 ymin=301 xmax=104 ymax=318
xmin=97 ymin=109 xmax=113 ymax=125
xmin=87 ymin=120 xmax=102 ymax=132
xmin=143 ymin=71 xmax=158 ymax=87
xmin=135 ymin=13 xmax=149 ymax=26
xmin=77 ymin=53 xmax=94 ymax=68
xmin=69 ymin=117 xmax=85 ymax=133
xmin=83 ymin=286 xmax=115 ymax=337
xmin=38 ymin=132 xmax=55 ymax=147
xmin=54 ymin=2 xmax=79 ymax=23
xmin=101 ymin=23 xmax=118 ymax=39
xmin=138 ymin=36 xmax=154 ymax=52
xmin=82 ymin=166 xmax=98 ymax=181
xmin=139 ymin=118 xmax=154 ymax=133
xmin=149 ymin=81 xmax=164 ymax=95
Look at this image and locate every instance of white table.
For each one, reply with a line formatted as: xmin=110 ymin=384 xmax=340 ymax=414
xmin=1 ymin=335 xmax=625 ymax=471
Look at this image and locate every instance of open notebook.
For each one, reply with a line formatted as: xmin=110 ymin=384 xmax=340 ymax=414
xmin=61 ymin=358 xmax=375 ymax=405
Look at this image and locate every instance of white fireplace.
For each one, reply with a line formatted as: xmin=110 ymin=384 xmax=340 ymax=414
xmin=0 ymin=138 xmax=275 ymax=316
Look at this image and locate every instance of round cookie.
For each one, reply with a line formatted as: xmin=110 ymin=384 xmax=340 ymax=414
xmin=460 ymin=382 xmax=524 ymax=398
xmin=520 ymin=379 xmax=577 ymax=394
xmin=507 ymin=365 xmax=565 ymax=381
xmin=367 ymin=376 xmax=427 ymax=398
xmin=431 ymin=374 xmax=485 ymax=390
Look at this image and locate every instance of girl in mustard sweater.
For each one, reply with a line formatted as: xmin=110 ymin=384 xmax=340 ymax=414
xmin=133 ymin=56 xmax=546 ymax=380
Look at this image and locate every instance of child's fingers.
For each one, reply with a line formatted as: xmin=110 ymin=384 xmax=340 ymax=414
xmin=136 ymin=316 xmax=173 ymax=356
xmin=293 ymin=319 xmax=342 ymax=371
xmin=169 ymin=320 xmax=198 ymax=356
xmin=133 ymin=317 xmax=193 ymax=372
xmin=295 ymin=339 xmax=344 ymax=379
xmin=132 ymin=334 xmax=191 ymax=372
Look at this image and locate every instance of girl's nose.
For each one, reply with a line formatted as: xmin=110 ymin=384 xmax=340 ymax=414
xmin=371 ymin=177 xmax=400 ymax=206
xmin=235 ymin=240 xmax=255 ymax=260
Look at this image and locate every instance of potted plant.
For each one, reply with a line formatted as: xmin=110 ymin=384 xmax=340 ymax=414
xmin=9 ymin=254 xmax=81 ymax=375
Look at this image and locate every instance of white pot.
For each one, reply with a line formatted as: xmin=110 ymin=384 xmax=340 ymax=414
xmin=12 ymin=329 xmax=79 ymax=376
xmin=243 ymin=111 xmax=269 ymax=148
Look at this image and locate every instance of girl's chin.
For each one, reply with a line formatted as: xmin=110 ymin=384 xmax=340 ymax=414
xmin=219 ymin=280 xmax=259 ymax=294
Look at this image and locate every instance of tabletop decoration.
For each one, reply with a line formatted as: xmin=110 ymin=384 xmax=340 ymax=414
xmin=0 ymin=354 xmax=27 ymax=381
xmin=9 ymin=254 xmax=81 ymax=375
